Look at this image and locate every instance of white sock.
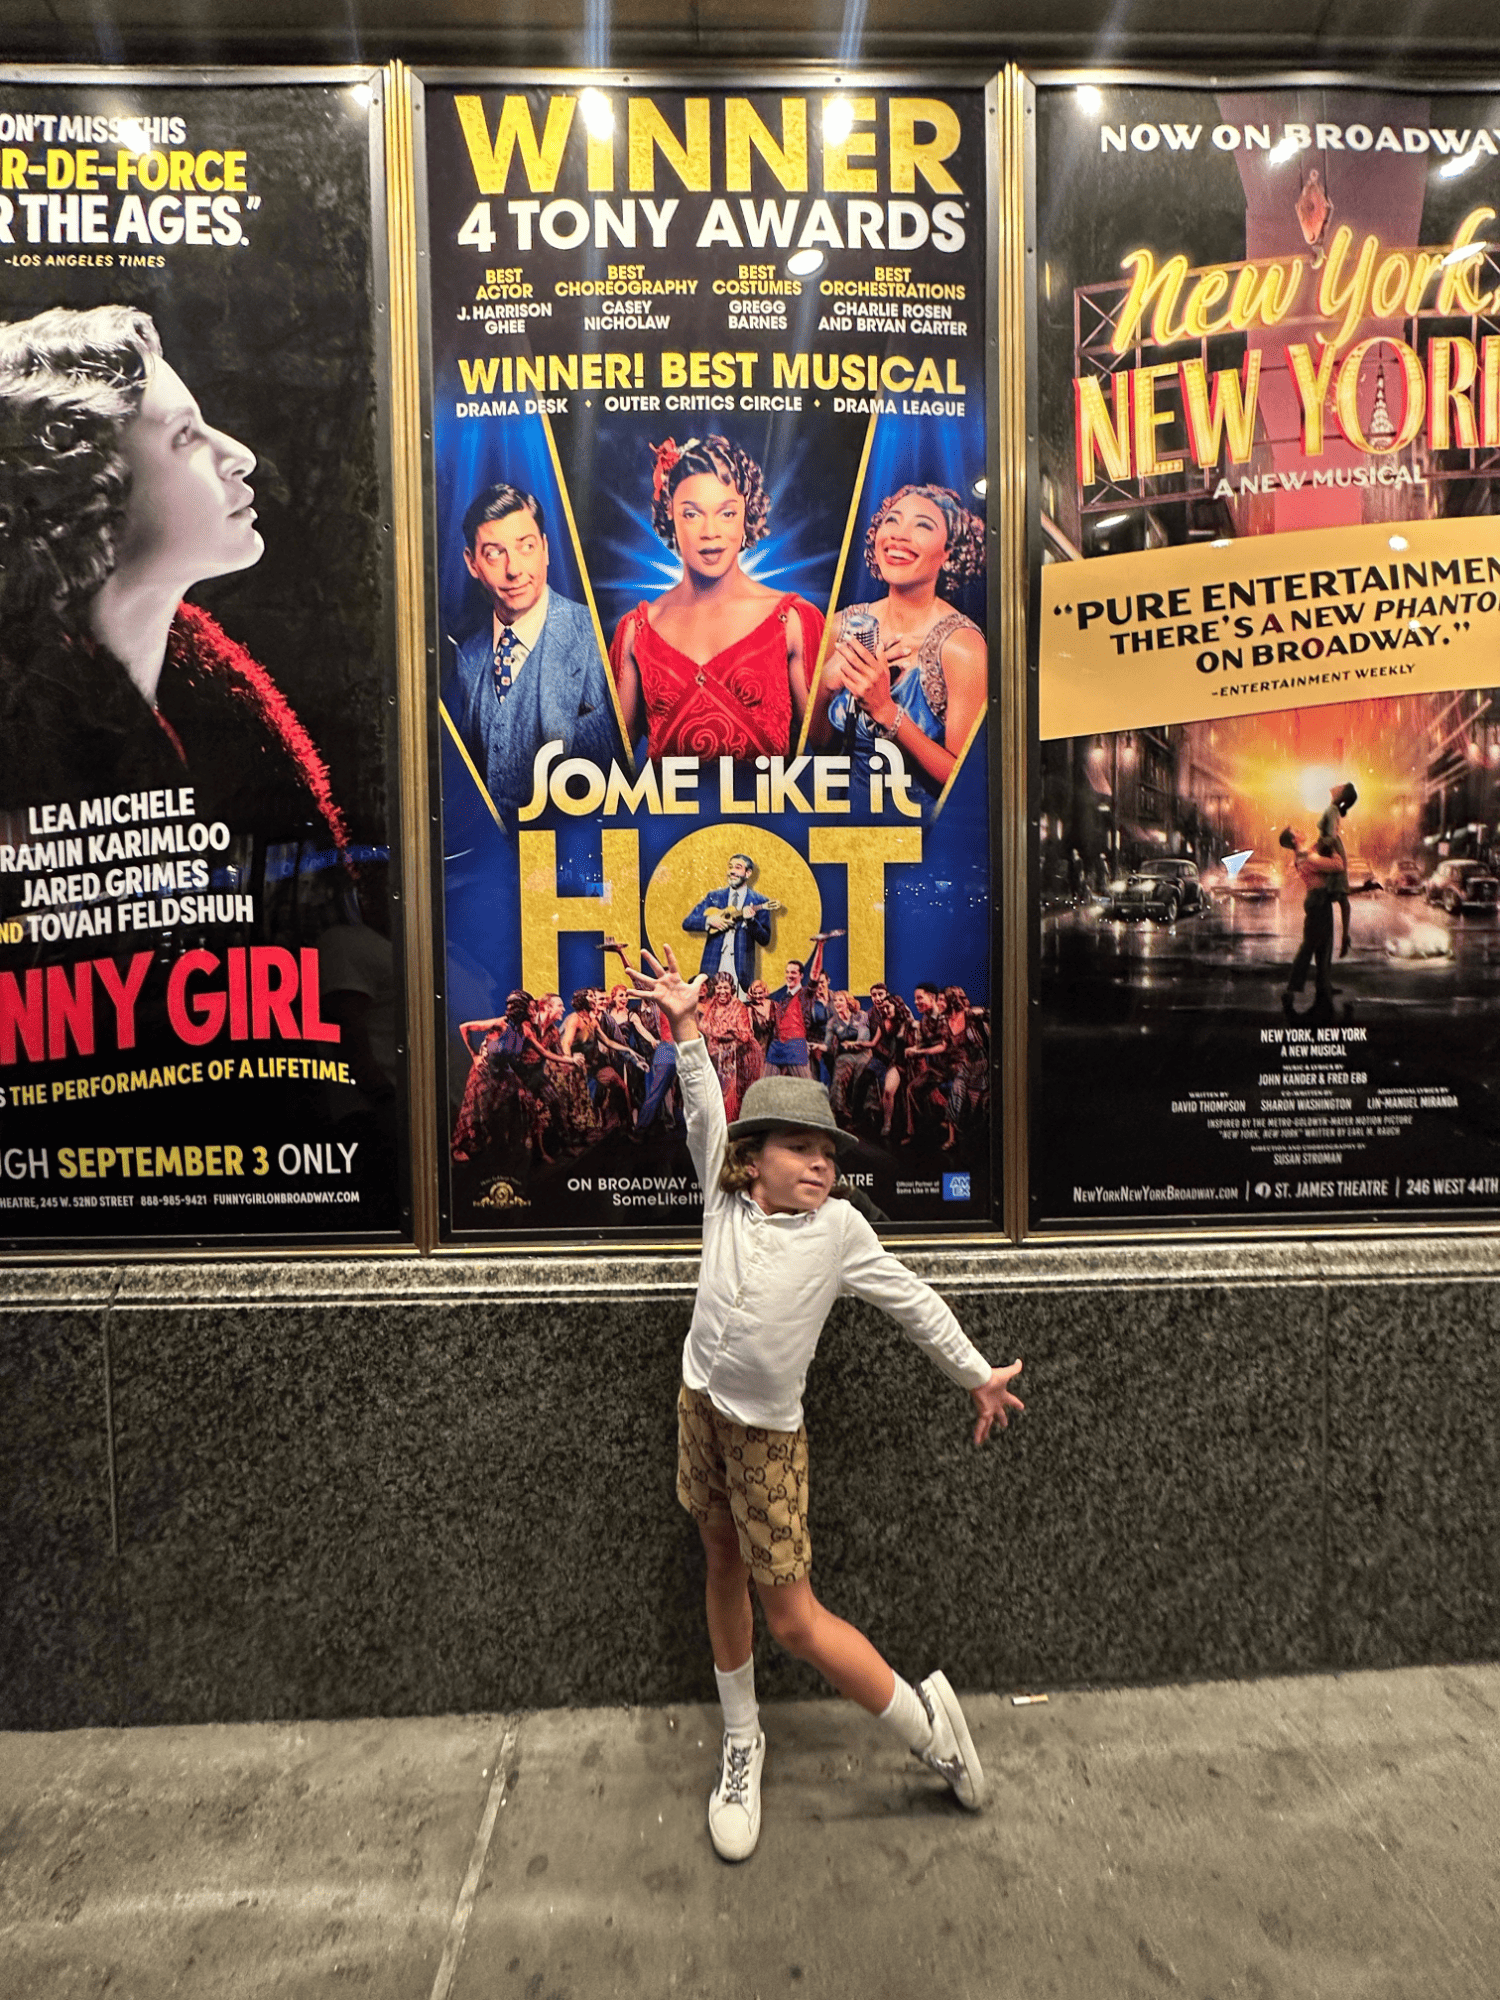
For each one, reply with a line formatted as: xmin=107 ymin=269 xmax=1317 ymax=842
xmin=880 ymin=1673 xmax=932 ymax=1753
xmin=715 ymin=1657 xmax=759 ymax=1744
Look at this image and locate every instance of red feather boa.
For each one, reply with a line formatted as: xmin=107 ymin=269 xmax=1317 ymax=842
xmin=164 ymin=600 xmax=350 ymax=851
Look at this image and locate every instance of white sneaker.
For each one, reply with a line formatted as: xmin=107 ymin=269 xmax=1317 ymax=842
xmin=708 ymin=1730 xmax=765 ymax=1860
xmin=914 ymin=1671 xmax=986 ymax=1810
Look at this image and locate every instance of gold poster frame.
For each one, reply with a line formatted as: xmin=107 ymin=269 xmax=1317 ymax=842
xmin=411 ymin=63 xmax=1015 ymax=1255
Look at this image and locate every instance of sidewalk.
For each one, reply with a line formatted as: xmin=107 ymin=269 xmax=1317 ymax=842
xmin=2 ymin=1664 xmax=1496 ymax=2000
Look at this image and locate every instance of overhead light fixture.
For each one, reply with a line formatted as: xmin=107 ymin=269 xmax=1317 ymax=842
xmin=579 ymin=88 xmax=614 ymax=141
xmin=823 ymin=97 xmax=856 ymax=145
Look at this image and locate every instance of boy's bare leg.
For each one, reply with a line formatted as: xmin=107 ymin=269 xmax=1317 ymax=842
xmin=757 ymin=1575 xmax=987 ymax=1808
xmin=756 ymin=1575 xmax=896 ymax=1714
xmin=1339 ymin=895 xmax=1351 ymax=958
xmin=699 ymin=1516 xmax=755 ymax=1671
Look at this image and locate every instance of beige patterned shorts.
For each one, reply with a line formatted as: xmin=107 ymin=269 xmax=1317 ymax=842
xmin=675 ymin=1383 xmax=811 ymax=1586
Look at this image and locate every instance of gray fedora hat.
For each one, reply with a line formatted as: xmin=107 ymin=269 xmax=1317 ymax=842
xmin=726 ymin=1075 xmax=859 ymax=1156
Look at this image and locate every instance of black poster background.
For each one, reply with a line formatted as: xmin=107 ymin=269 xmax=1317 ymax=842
xmin=1031 ymin=81 xmax=1500 ymax=1231
xmin=0 ymin=75 xmax=405 ymax=1245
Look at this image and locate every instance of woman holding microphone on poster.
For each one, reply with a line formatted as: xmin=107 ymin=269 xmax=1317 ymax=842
xmin=809 ymin=484 xmax=987 ymax=816
xmin=609 ymin=435 xmax=823 ymax=763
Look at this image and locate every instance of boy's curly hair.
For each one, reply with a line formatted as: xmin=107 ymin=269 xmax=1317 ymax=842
xmin=718 ymin=1133 xmax=763 ymax=1193
xmin=649 ymin=434 xmax=770 ymax=553
xmin=0 ymin=305 xmax=161 ymax=636
xmin=864 ymin=483 xmax=985 ymax=588
xmin=717 ymin=1131 xmax=857 ymax=1200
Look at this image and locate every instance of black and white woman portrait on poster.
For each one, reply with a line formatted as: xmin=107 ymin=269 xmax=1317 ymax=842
xmin=0 ymin=304 xmax=347 ymax=840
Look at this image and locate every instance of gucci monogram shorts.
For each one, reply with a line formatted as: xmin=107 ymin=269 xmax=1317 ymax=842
xmin=675 ymin=1382 xmax=811 ymax=1586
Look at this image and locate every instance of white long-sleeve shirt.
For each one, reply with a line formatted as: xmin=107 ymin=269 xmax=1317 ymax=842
xmin=677 ymin=1033 xmax=991 ymax=1429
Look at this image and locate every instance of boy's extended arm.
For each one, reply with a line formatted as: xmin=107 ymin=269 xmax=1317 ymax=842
xmin=674 ymin=1036 xmax=726 ymax=1197
xmin=836 ymin=1208 xmax=1025 ymax=1442
xmin=626 ymin=948 xmax=722 ymax=1191
xmin=971 ymin=1361 xmax=1025 ymax=1446
xmin=626 ymin=945 xmax=702 ymax=1043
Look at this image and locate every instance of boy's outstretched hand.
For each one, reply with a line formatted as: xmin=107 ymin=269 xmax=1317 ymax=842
xmin=970 ymin=1359 xmax=1025 ymax=1445
xmin=625 ymin=945 xmax=705 ymax=1042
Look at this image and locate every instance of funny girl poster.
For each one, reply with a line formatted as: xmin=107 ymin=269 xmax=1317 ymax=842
xmin=418 ymin=73 xmax=994 ymax=1236
xmin=0 ymin=72 xmax=405 ymax=1245
xmin=1034 ymin=81 xmax=1500 ymax=1228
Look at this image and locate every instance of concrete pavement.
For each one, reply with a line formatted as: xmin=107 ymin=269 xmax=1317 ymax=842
xmin=2 ymin=1665 xmax=1497 ymax=1999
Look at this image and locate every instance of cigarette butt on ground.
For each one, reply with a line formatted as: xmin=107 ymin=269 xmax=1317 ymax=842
xmin=1011 ymin=1693 xmax=1049 ymax=1706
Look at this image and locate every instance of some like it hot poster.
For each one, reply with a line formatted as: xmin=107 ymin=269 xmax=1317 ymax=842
xmin=420 ymin=75 xmax=996 ymax=1237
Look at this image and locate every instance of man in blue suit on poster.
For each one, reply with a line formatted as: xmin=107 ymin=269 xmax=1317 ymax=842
xmin=449 ymin=482 xmax=618 ymax=819
xmin=682 ymin=853 xmax=774 ymax=994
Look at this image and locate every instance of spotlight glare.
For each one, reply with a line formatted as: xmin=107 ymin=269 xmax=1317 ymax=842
xmin=972 ymin=476 xmax=988 ymax=498
xmin=1076 ymin=85 xmax=1103 ymax=114
xmin=579 ymin=88 xmax=614 ymax=142
xmin=1442 ymin=240 xmax=1487 ymax=268
xmin=1439 ymin=151 xmax=1481 ymax=179
xmin=349 ymin=83 xmax=372 ymax=109
xmin=1389 ymin=534 xmax=1408 ymax=551
xmin=1268 ymin=135 xmax=1300 ymax=166
xmin=823 ymin=96 xmax=856 ymax=145
xmin=787 ymin=248 xmax=825 ymax=277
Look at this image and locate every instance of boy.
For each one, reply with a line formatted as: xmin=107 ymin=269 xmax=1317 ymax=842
xmin=627 ymin=946 xmax=1024 ymax=1862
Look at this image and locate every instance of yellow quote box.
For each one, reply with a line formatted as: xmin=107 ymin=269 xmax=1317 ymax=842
xmin=1039 ymin=515 xmax=1500 ymax=740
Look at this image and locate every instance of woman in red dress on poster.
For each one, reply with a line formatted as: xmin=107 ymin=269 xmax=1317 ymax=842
xmin=699 ymin=969 xmax=764 ymax=1120
xmin=609 ymin=435 xmax=823 ymax=761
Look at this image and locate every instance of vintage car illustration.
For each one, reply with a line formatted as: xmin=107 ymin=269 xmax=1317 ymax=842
xmin=1425 ymin=859 xmax=1500 ymax=916
xmin=1103 ymin=859 xmax=1211 ymax=923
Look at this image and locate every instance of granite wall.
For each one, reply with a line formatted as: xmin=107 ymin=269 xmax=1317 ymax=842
xmin=5 ymin=1238 xmax=1500 ymax=1729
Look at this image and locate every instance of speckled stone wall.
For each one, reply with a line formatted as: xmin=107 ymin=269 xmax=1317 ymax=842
xmin=5 ymin=1239 xmax=1500 ymax=1728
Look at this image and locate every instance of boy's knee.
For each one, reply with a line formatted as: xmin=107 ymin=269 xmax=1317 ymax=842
xmin=760 ymin=1583 xmax=818 ymax=1655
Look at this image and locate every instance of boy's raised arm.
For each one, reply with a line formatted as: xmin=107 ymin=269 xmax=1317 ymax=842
xmin=625 ymin=948 xmax=724 ymax=1194
xmin=626 ymin=945 xmax=703 ymax=1042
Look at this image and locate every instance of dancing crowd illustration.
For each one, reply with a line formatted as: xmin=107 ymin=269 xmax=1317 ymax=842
xmin=452 ymin=928 xmax=990 ymax=1204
